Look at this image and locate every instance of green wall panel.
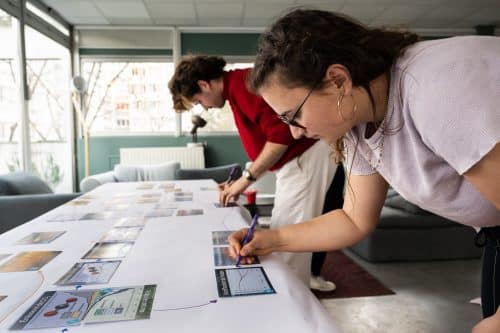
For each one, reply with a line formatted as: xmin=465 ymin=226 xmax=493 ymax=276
xmin=181 ymin=33 xmax=261 ymax=56
xmin=76 ymin=135 xmax=248 ymax=186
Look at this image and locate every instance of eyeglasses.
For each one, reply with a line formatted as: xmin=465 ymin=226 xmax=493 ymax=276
xmin=277 ymin=85 xmax=315 ymax=130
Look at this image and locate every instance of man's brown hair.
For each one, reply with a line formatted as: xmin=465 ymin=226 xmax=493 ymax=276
xmin=168 ymin=55 xmax=226 ymax=112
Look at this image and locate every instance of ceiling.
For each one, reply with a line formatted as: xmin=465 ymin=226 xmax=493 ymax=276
xmin=42 ymin=0 xmax=500 ymax=30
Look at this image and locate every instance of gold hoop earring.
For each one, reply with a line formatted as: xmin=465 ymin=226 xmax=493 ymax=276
xmin=337 ymin=93 xmax=357 ymax=122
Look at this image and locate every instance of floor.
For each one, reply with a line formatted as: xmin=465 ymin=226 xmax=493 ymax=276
xmin=320 ymin=251 xmax=483 ymax=333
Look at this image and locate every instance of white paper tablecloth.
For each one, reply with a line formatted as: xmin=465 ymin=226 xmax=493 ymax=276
xmin=0 ymin=180 xmax=341 ymax=333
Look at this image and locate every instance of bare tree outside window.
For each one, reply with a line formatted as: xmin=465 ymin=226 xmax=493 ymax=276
xmin=81 ymin=61 xmax=177 ymax=134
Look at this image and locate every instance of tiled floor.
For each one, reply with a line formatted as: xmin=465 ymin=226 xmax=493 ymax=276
xmin=320 ymin=251 xmax=482 ymax=333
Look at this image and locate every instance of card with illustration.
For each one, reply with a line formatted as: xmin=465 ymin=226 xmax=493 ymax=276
xmin=0 ymin=295 xmax=6 ymax=302
xmin=158 ymin=182 xmax=175 ymax=189
xmin=80 ymin=194 xmax=97 ymax=200
xmin=56 ymin=261 xmax=121 ymax=286
xmin=215 ymin=267 xmax=275 ymax=297
xmin=10 ymin=285 xmax=156 ymax=330
xmin=145 ymin=208 xmax=175 ymax=218
xmin=66 ymin=199 xmax=91 ymax=206
xmin=176 ymin=209 xmax=203 ymax=216
xmin=154 ymin=203 xmax=177 ymax=210
xmin=141 ymin=192 xmax=162 ymax=198
xmin=106 ymin=203 xmax=130 ymax=211
xmin=101 ymin=227 xmax=142 ymax=242
xmin=200 ymin=186 xmax=218 ymax=191
xmin=113 ymin=217 xmax=148 ymax=228
xmin=15 ymin=231 xmax=66 ymax=245
xmin=214 ymin=202 xmax=238 ymax=208
xmin=213 ymin=247 xmax=260 ymax=267
xmin=82 ymin=242 xmax=134 ymax=260
xmin=136 ymin=198 xmax=160 ymax=204
xmin=136 ymin=183 xmax=154 ymax=190
xmin=80 ymin=212 xmax=113 ymax=221
xmin=0 ymin=251 xmax=61 ymax=272
xmin=46 ymin=213 xmax=82 ymax=222
xmin=212 ymin=231 xmax=235 ymax=246
xmin=174 ymin=196 xmax=192 ymax=202
xmin=163 ymin=187 xmax=181 ymax=193
xmin=113 ymin=192 xmax=135 ymax=198
xmin=174 ymin=192 xmax=193 ymax=197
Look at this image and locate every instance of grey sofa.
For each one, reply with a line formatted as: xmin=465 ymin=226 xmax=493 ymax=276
xmin=348 ymin=188 xmax=482 ymax=262
xmin=0 ymin=172 xmax=80 ymax=234
xmin=80 ymin=161 xmax=181 ymax=193
xmin=175 ymin=163 xmax=242 ymax=184
xmin=80 ymin=162 xmax=241 ymax=192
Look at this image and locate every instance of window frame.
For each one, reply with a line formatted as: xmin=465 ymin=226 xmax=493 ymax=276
xmin=78 ymin=54 xmax=255 ymax=137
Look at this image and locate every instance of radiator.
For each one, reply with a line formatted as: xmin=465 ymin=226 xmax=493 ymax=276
xmin=120 ymin=146 xmax=205 ymax=169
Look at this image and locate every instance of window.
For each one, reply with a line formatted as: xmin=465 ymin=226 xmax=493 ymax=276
xmin=25 ymin=25 xmax=72 ymax=192
xmin=80 ymin=60 xmax=176 ymax=134
xmin=180 ymin=62 xmax=253 ymax=134
xmin=0 ymin=9 xmax=21 ymax=175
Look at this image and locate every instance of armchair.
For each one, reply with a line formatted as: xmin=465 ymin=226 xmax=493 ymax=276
xmin=0 ymin=172 xmax=80 ymax=234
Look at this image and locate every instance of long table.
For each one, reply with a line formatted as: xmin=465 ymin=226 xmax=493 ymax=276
xmin=0 ymin=180 xmax=341 ymax=332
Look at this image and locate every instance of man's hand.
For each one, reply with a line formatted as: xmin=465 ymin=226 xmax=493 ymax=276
xmin=219 ymin=177 xmax=251 ymax=206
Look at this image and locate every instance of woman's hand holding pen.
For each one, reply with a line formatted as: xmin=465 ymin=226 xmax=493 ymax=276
xmin=228 ymin=228 xmax=281 ymax=264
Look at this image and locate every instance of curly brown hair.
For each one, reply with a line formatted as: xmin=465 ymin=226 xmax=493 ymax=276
xmin=249 ymin=9 xmax=419 ymax=160
xmin=168 ymin=55 xmax=226 ymax=112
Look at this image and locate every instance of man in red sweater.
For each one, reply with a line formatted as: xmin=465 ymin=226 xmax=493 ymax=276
xmin=169 ymin=55 xmax=338 ymax=291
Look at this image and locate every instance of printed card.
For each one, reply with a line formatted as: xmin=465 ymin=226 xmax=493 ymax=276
xmin=215 ymin=267 xmax=275 ymax=297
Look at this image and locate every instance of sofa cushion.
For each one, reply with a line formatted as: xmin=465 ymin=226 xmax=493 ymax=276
xmin=114 ymin=162 xmax=180 ymax=182
xmin=377 ymin=206 xmax=456 ymax=229
xmin=80 ymin=171 xmax=116 ymax=193
xmin=384 ymin=192 xmax=430 ymax=215
xmin=0 ymin=178 xmax=9 ymax=195
xmin=0 ymin=172 xmax=53 ymax=195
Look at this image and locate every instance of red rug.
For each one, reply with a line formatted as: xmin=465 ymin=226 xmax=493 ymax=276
xmin=312 ymin=251 xmax=395 ymax=299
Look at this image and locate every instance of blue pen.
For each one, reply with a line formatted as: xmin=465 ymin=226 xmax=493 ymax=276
xmin=235 ymin=213 xmax=259 ymax=267
xmin=225 ymin=165 xmax=238 ymax=184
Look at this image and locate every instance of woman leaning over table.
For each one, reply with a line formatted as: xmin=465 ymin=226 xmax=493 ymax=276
xmin=228 ymin=9 xmax=500 ymax=333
